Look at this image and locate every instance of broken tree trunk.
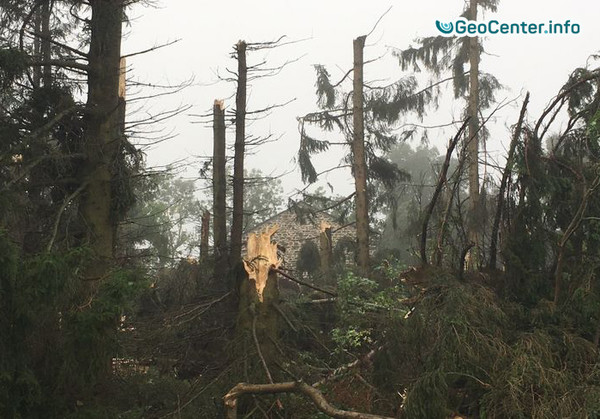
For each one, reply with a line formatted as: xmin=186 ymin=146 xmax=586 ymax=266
xmin=352 ymin=35 xmax=370 ymax=277
xmin=237 ymin=225 xmax=281 ymax=387
xmin=223 ymin=381 xmax=394 ymax=419
xmin=230 ymin=40 xmax=247 ymax=268
xmin=213 ymin=99 xmax=228 ymax=282
xmin=489 ymin=93 xmax=529 ymax=270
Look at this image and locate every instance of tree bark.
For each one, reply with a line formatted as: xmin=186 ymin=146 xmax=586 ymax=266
xmin=489 ymin=93 xmax=529 ymax=269
xmin=213 ymin=99 xmax=228 ymax=281
xmin=79 ymin=0 xmax=124 ymax=278
xmin=352 ymin=35 xmax=370 ymax=277
xmin=230 ymin=40 xmax=247 ymax=267
xmin=200 ymin=209 xmax=210 ymax=262
xmin=466 ymin=0 xmax=481 ymax=269
xmin=41 ymin=0 xmax=52 ymax=87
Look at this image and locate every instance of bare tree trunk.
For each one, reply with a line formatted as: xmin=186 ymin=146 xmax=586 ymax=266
xmin=489 ymin=93 xmax=529 ymax=269
xmin=421 ymin=119 xmax=469 ymax=265
xmin=224 ymin=381 xmax=393 ymax=419
xmin=200 ymin=209 xmax=210 ymax=262
xmin=352 ymin=35 xmax=369 ymax=277
xmin=466 ymin=0 xmax=481 ymax=269
xmin=41 ymin=0 xmax=52 ymax=87
xmin=213 ymin=100 xmax=227 ymax=281
xmin=80 ymin=0 xmax=123 ymax=278
xmin=230 ymin=40 xmax=247 ymax=267
xmin=32 ymin=6 xmax=42 ymax=87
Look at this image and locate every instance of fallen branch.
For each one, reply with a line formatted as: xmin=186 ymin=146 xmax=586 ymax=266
xmin=223 ymin=381 xmax=394 ymax=419
xmin=313 ymin=345 xmax=383 ymax=388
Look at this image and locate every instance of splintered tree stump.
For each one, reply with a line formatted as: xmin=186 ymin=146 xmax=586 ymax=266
xmin=243 ymin=224 xmax=281 ymax=302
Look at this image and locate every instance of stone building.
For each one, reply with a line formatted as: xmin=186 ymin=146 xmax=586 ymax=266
xmin=244 ymin=209 xmax=356 ymax=274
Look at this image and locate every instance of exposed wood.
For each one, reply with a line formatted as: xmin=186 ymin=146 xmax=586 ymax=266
xmin=313 ymin=345 xmax=383 ymax=388
xmin=223 ymin=381 xmax=394 ymax=419
xmin=243 ymin=224 xmax=280 ymax=302
xmin=213 ymin=99 xmax=228 ymax=282
xmin=489 ymin=93 xmax=529 ymax=269
xmin=230 ymin=40 xmax=247 ymax=267
xmin=420 ymin=118 xmax=469 ymax=265
xmin=352 ymin=35 xmax=370 ymax=277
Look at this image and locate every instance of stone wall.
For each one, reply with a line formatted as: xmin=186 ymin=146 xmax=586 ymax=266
xmin=244 ymin=210 xmax=356 ymax=272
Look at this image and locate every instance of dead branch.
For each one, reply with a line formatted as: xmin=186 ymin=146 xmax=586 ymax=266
xmin=273 ymin=268 xmax=337 ymax=297
xmin=223 ymin=381 xmax=394 ymax=419
xmin=121 ymin=39 xmax=181 ymax=59
xmin=489 ymin=92 xmax=529 ymax=269
xmin=313 ymin=345 xmax=383 ymax=388
xmin=46 ymin=181 xmax=88 ymax=252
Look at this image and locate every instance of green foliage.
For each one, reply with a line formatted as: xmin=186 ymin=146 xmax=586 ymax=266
xmin=373 ymin=269 xmax=600 ymax=418
xmin=0 ymin=48 xmax=28 ymax=88
xmin=314 ymin=64 xmax=336 ymax=109
xmin=0 ymin=230 xmax=147 ymax=418
xmin=296 ymin=240 xmax=321 ymax=278
xmin=332 ymin=269 xmax=408 ymax=355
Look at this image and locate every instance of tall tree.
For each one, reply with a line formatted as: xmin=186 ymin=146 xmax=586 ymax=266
xmin=298 ymin=34 xmax=431 ymax=275
xmin=230 ymin=40 xmax=247 ymax=268
xmin=79 ymin=0 xmax=124 ymax=278
xmin=466 ymin=0 xmax=482 ymax=265
xmin=352 ymin=35 xmax=370 ymax=276
xmin=213 ymin=99 xmax=228 ymax=280
xmin=398 ymin=0 xmax=501 ymax=268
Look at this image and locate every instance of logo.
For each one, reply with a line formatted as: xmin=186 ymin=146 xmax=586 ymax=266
xmin=435 ymin=18 xmax=580 ymax=36
xmin=436 ymin=20 xmax=454 ymax=34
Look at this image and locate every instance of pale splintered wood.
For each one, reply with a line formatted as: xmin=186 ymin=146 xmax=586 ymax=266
xmin=119 ymin=57 xmax=126 ymax=99
xmin=243 ymin=224 xmax=281 ymax=302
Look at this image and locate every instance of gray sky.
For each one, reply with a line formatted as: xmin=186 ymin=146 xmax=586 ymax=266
xmin=122 ymin=0 xmax=600 ymax=198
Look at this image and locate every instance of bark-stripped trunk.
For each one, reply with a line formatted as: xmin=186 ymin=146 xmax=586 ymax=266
xmin=466 ymin=0 xmax=481 ymax=269
xmin=489 ymin=93 xmax=529 ymax=269
xmin=230 ymin=40 xmax=247 ymax=267
xmin=80 ymin=0 xmax=123 ymax=278
xmin=352 ymin=35 xmax=369 ymax=277
xmin=238 ymin=226 xmax=281 ymax=389
xmin=213 ymin=100 xmax=228 ymax=281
